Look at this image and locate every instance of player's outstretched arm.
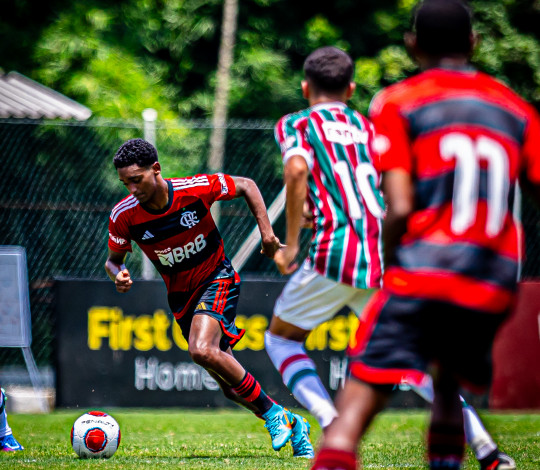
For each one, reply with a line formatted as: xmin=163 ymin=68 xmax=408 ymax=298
xmin=274 ymin=155 xmax=309 ymax=275
xmin=231 ymin=176 xmax=281 ymax=259
xmin=105 ymin=249 xmax=133 ymax=293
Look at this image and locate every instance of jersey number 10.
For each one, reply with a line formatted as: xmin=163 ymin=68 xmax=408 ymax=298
xmin=334 ymin=161 xmax=385 ymax=220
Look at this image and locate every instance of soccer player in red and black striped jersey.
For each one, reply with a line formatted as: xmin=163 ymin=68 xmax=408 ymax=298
xmin=105 ymin=138 xmax=309 ymax=454
xmin=313 ymin=1 xmax=540 ymax=470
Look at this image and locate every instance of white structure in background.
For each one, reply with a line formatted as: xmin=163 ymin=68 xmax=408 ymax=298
xmin=141 ymin=108 xmax=158 ymax=280
xmin=0 ymin=247 xmax=49 ymax=412
xmin=0 ymin=71 xmax=91 ymax=412
xmin=0 ymin=71 xmax=91 ymax=120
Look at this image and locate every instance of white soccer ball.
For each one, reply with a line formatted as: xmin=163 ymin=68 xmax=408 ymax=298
xmin=70 ymin=411 xmax=121 ymax=459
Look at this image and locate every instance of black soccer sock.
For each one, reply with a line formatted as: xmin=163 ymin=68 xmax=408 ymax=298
xmin=232 ymin=372 xmax=274 ymax=415
xmin=428 ymin=423 xmax=465 ymax=469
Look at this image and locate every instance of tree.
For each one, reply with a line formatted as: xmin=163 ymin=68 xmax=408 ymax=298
xmin=1 ymin=0 xmax=538 ymax=120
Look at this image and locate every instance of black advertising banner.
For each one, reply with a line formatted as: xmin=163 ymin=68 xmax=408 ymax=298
xmin=55 ymin=279 xmax=364 ymax=408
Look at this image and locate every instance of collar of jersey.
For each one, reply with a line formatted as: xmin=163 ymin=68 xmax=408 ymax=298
xmin=428 ymin=64 xmax=477 ymax=73
xmin=141 ymin=179 xmax=174 ymax=215
xmin=310 ymin=101 xmax=347 ymax=112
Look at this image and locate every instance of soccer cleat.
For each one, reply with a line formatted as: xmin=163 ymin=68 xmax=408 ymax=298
xmin=290 ymin=414 xmax=314 ymax=458
xmin=262 ymin=403 xmax=294 ymax=451
xmin=0 ymin=434 xmax=24 ymax=452
xmin=479 ymin=449 xmax=516 ymax=470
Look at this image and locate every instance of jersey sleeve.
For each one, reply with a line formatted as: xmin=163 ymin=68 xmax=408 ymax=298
xmin=199 ymin=173 xmax=237 ymax=206
xmin=275 ymin=113 xmax=314 ymax=169
xmin=368 ymin=92 xmax=413 ymax=174
xmin=521 ymin=105 xmax=540 ymax=185
xmin=108 ymin=212 xmax=133 ymax=253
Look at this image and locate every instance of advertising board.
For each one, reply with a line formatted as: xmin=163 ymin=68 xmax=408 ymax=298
xmin=55 ymin=279 xmax=363 ymax=408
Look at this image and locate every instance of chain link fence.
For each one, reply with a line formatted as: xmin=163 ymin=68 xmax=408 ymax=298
xmin=0 ymin=118 xmax=289 ymax=368
xmin=0 ymin=118 xmax=539 ymax=370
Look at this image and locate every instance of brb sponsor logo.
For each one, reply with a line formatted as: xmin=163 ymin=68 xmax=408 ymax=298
xmin=154 ymin=234 xmax=207 ymax=267
xmin=179 ymin=210 xmax=199 ymax=228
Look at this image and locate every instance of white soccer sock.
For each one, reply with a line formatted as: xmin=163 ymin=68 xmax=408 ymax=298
xmin=265 ymin=331 xmax=337 ymax=428
xmin=460 ymin=398 xmax=497 ymax=459
xmin=409 ymin=375 xmax=435 ymax=402
xmin=0 ymin=390 xmax=12 ymax=438
xmin=412 ymin=381 xmax=497 ymax=460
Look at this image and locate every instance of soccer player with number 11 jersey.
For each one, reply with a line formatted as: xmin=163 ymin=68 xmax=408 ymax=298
xmin=313 ymin=1 xmax=540 ymax=470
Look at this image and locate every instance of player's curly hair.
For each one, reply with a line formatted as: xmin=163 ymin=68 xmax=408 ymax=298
xmin=113 ymin=138 xmax=158 ymax=169
xmin=413 ymin=0 xmax=473 ymax=57
xmin=304 ymin=46 xmax=353 ymax=93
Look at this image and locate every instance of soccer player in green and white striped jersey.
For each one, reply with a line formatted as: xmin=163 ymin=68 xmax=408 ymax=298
xmin=265 ymin=47 xmax=385 ymax=453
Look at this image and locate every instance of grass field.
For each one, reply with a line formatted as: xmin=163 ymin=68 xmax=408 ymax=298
xmin=2 ymin=408 xmax=539 ymax=469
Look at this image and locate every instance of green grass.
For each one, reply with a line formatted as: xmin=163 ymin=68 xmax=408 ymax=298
xmin=2 ymin=408 xmax=539 ymax=469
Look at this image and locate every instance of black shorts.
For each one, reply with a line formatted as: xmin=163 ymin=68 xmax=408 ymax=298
xmin=168 ymin=260 xmax=245 ymax=351
xmin=347 ymin=290 xmax=508 ymax=393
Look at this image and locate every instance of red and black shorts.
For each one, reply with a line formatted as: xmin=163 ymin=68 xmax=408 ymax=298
xmin=168 ymin=259 xmax=245 ymax=351
xmin=348 ymin=290 xmax=509 ymax=393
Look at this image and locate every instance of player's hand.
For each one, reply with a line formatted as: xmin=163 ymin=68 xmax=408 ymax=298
xmin=115 ymin=269 xmax=133 ymax=293
xmin=260 ymin=235 xmax=282 ymax=259
xmin=274 ymin=245 xmax=299 ymax=275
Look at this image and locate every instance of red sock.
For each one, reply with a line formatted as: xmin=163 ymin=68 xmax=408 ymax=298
xmin=232 ymin=372 xmax=273 ymax=416
xmin=312 ymin=448 xmax=357 ymax=470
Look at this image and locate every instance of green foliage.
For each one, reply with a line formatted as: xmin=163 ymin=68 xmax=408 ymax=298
xmin=351 ymin=46 xmax=415 ymax=114
xmin=2 ymin=0 xmax=540 ymax=119
xmin=3 ymin=409 xmax=540 ymax=469
xmin=472 ymin=1 xmax=540 ymax=104
xmin=304 ymin=15 xmax=349 ymax=52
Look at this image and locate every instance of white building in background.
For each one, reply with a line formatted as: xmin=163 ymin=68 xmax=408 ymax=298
xmin=0 ymin=71 xmax=91 ymax=120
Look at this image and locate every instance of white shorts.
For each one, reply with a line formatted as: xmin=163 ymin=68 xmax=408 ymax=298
xmin=274 ymin=261 xmax=375 ymax=331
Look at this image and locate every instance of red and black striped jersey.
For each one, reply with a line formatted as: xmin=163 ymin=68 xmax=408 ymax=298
xmin=369 ymin=67 xmax=540 ymax=313
xmin=108 ymin=174 xmax=236 ymax=295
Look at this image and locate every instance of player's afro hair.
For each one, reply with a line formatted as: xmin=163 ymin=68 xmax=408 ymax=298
xmin=413 ymin=0 xmax=473 ymax=57
xmin=113 ymin=138 xmax=158 ymax=169
xmin=304 ymin=46 xmax=354 ymax=92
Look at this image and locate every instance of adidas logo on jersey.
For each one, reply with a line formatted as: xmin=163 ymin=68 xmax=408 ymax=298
xmin=142 ymin=231 xmax=154 ymax=240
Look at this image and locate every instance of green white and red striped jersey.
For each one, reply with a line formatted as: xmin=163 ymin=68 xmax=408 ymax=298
xmin=275 ymin=102 xmax=384 ymax=288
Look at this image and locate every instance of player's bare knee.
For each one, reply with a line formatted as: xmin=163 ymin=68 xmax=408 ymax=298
xmin=189 ymin=343 xmax=220 ymax=368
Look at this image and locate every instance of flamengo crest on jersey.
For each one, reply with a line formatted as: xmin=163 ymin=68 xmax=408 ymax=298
xmin=275 ymin=102 xmax=384 ymax=289
xmin=108 ymin=173 xmax=236 ymax=294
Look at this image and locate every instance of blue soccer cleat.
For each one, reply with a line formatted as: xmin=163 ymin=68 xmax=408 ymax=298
xmin=290 ymin=413 xmax=314 ymax=458
xmin=0 ymin=434 xmax=24 ymax=452
xmin=262 ymin=403 xmax=294 ymax=451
